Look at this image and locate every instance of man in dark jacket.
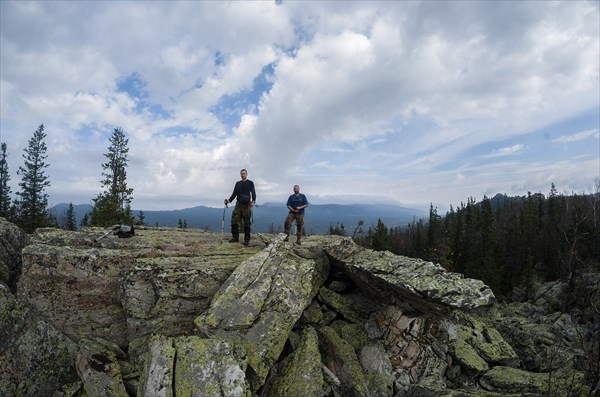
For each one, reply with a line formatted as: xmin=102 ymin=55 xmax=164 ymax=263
xmin=224 ymin=169 xmax=256 ymax=245
xmin=284 ymin=184 xmax=309 ymax=244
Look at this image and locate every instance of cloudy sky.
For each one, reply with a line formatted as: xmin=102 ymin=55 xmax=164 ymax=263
xmin=1 ymin=1 xmax=598 ymax=212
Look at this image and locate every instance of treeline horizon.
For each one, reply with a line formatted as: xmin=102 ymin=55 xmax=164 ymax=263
xmin=1 ymin=125 xmax=135 ymax=233
xmin=2 ymin=126 xmax=599 ymax=300
xmin=348 ymin=182 xmax=599 ymax=300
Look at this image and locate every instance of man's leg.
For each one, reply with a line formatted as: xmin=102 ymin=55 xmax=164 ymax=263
xmin=283 ymin=213 xmax=294 ymax=241
xmin=230 ymin=205 xmax=240 ymax=242
xmin=242 ymin=205 xmax=251 ymax=245
xmin=296 ymin=214 xmax=304 ymax=244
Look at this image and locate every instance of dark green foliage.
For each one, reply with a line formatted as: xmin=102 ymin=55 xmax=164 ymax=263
xmin=368 ymin=183 xmax=600 ymax=299
xmin=328 ymin=222 xmax=346 ymax=236
xmin=90 ymin=128 xmax=134 ymax=227
xmin=65 ymin=203 xmax=77 ymax=231
xmin=80 ymin=213 xmax=90 ymax=228
xmin=0 ymin=142 xmax=12 ymax=218
xmin=14 ymin=124 xmax=54 ymax=233
xmin=370 ymin=218 xmax=390 ymax=251
xmin=137 ymin=209 xmax=146 ymax=226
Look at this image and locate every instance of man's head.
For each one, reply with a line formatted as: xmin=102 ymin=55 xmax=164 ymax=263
xmin=240 ymin=169 xmax=248 ymax=180
xmin=293 ymin=185 xmax=300 ymax=194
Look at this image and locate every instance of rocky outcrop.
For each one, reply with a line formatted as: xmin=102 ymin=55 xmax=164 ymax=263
xmin=0 ymin=280 xmax=78 ymax=396
xmin=0 ymin=217 xmax=29 ymax=291
xmin=324 ymin=238 xmax=496 ymax=314
xmin=17 ymin=227 xmax=263 ymax=347
xmin=2 ymin=223 xmax=595 ymax=396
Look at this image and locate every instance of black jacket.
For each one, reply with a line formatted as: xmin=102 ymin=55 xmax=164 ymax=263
xmin=228 ymin=180 xmax=256 ymax=204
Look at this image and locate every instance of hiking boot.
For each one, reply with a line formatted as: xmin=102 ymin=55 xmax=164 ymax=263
xmin=243 ymin=240 xmax=250 ymax=246
xmin=229 ymin=238 xmax=239 ymax=243
xmin=296 ymin=238 xmax=301 ymax=245
xmin=283 ymin=235 xmax=289 ymax=242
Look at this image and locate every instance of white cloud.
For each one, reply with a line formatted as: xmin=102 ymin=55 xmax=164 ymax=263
xmin=553 ymin=129 xmax=599 ymax=143
xmin=482 ymin=144 xmax=526 ymax=158
xmin=1 ymin=1 xmax=598 ymax=211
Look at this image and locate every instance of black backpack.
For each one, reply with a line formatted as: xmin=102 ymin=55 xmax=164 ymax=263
xmin=115 ymin=224 xmax=135 ymax=238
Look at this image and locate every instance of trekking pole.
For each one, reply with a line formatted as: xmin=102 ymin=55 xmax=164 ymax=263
xmin=220 ymin=203 xmax=227 ymax=243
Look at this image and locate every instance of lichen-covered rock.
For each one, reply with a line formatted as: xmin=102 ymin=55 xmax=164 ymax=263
xmin=17 ymin=226 xmax=261 ymax=348
xmin=299 ymin=299 xmax=324 ymax=324
xmin=138 ymin=335 xmax=176 ymax=397
xmin=325 ymin=238 xmax=496 ymax=314
xmin=479 ymin=366 xmax=549 ymax=394
xmin=173 ymin=337 xmax=250 ymax=397
xmin=440 ymin=313 xmax=519 ymax=377
xmin=76 ymin=337 xmax=129 ymax=397
xmin=0 ymin=281 xmax=78 ymax=396
xmin=483 ymin=302 xmax=586 ymax=373
xmin=120 ymin=255 xmax=245 ymax=340
xmin=18 ymin=244 xmax=135 ymax=347
xmin=317 ymin=325 xmax=370 ymax=396
xmin=532 ymin=280 xmax=568 ymax=312
xmin=5 ymin=224 xmax=592 ymax=397
xmin=451 ymin=336 xmax=490 ymax=374
xmin=479 ymin=365 xmax=588 ymax=396
xmin=139 ymin=335 xmax=251 ymax=397
xmin=267 ymin=326 xmax=325 ymax=397
xmin=317 ymin=286 xmax=362 ymax=323
xmin=359 ymin=343 xmax=395 ymax=397
xmin=195 ymin=235 xmax=330 ymax=391
xmin=0 ymin=217 xmax=28 ymax=291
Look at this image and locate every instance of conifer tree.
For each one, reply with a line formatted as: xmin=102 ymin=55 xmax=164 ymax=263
xmin=65 ymin=202 xmax=77 ymax=231
xmin=137 ymin=209 xmax=145 ymax=226
xmin=371 ymin=218 xmax=390 ymax=251
xmin=80 ymin=213 xmax=90 ymax=228
xmin=0 ymin=142 xmax=12 ymax=218
xmin=14 ymin=124 xmax=53 ymax=233
xmin=90 ymin=128 xmax=134 ymax=227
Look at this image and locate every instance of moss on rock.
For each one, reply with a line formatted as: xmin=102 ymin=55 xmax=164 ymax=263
xmin=267 ymin=326 xmax=324 ymax=397
xmin=317 ymin=325 xmax=370 ymax=397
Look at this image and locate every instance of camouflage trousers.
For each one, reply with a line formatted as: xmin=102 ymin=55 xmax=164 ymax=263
xmin=284 ymin=212 xmax=304 ymax=237
xmin=231 ymin=202 xmax=252 ymax=241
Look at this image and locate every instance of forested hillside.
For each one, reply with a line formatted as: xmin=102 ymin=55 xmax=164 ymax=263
xmin=354 ymin=183 xmax=600 ymax=300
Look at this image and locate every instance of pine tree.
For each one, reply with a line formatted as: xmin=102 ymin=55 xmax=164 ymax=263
xmin=80 ymin=213 xmax=90 ymax=228
xmin=65 ymin=203 xmax=77 ymax=231
xmin=137 ymin=209 xmax=146 ymax=226
xmin=371 ymin=218 xmax=390 ymax=251
xmin=0 ymin=142 xmax=12 ymax=218
xmin=91 ymin=128 xmax=134 ymax=227
xmin=14 ymin=124 xmax=52 ymax=233
xmin=328 ymin=223 xmax=346 ymax=236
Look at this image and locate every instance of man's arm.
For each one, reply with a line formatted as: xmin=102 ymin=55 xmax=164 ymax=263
xmin=301 ymin=194 xmax=309 ymax=208
xmin=227 ymin=182 xmax=239 ymax=204
xmin=250 ymin=181 xmax=257 ymax=203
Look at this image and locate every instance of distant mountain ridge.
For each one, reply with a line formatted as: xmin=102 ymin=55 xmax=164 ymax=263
xmin=50 ymin=202 xmax=428 ymax=235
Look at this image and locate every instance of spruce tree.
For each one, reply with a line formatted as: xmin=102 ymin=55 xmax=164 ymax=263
xmin=65 ymin=202 xmax=77 ymax=231
xmin=137 ymin=209 xmax=145 ymax=226
xmin=0 ymin=142 xmax=12 ymax=218
xmin=14 ymin=124 xmax=52 ymax=233
xmin=80 ymin=213 xmax=90 ymax=228
xmin=371 ymin=218 xmax=390 ymax=251
xmin=91 ymin=128 xmax=134 ymax=227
